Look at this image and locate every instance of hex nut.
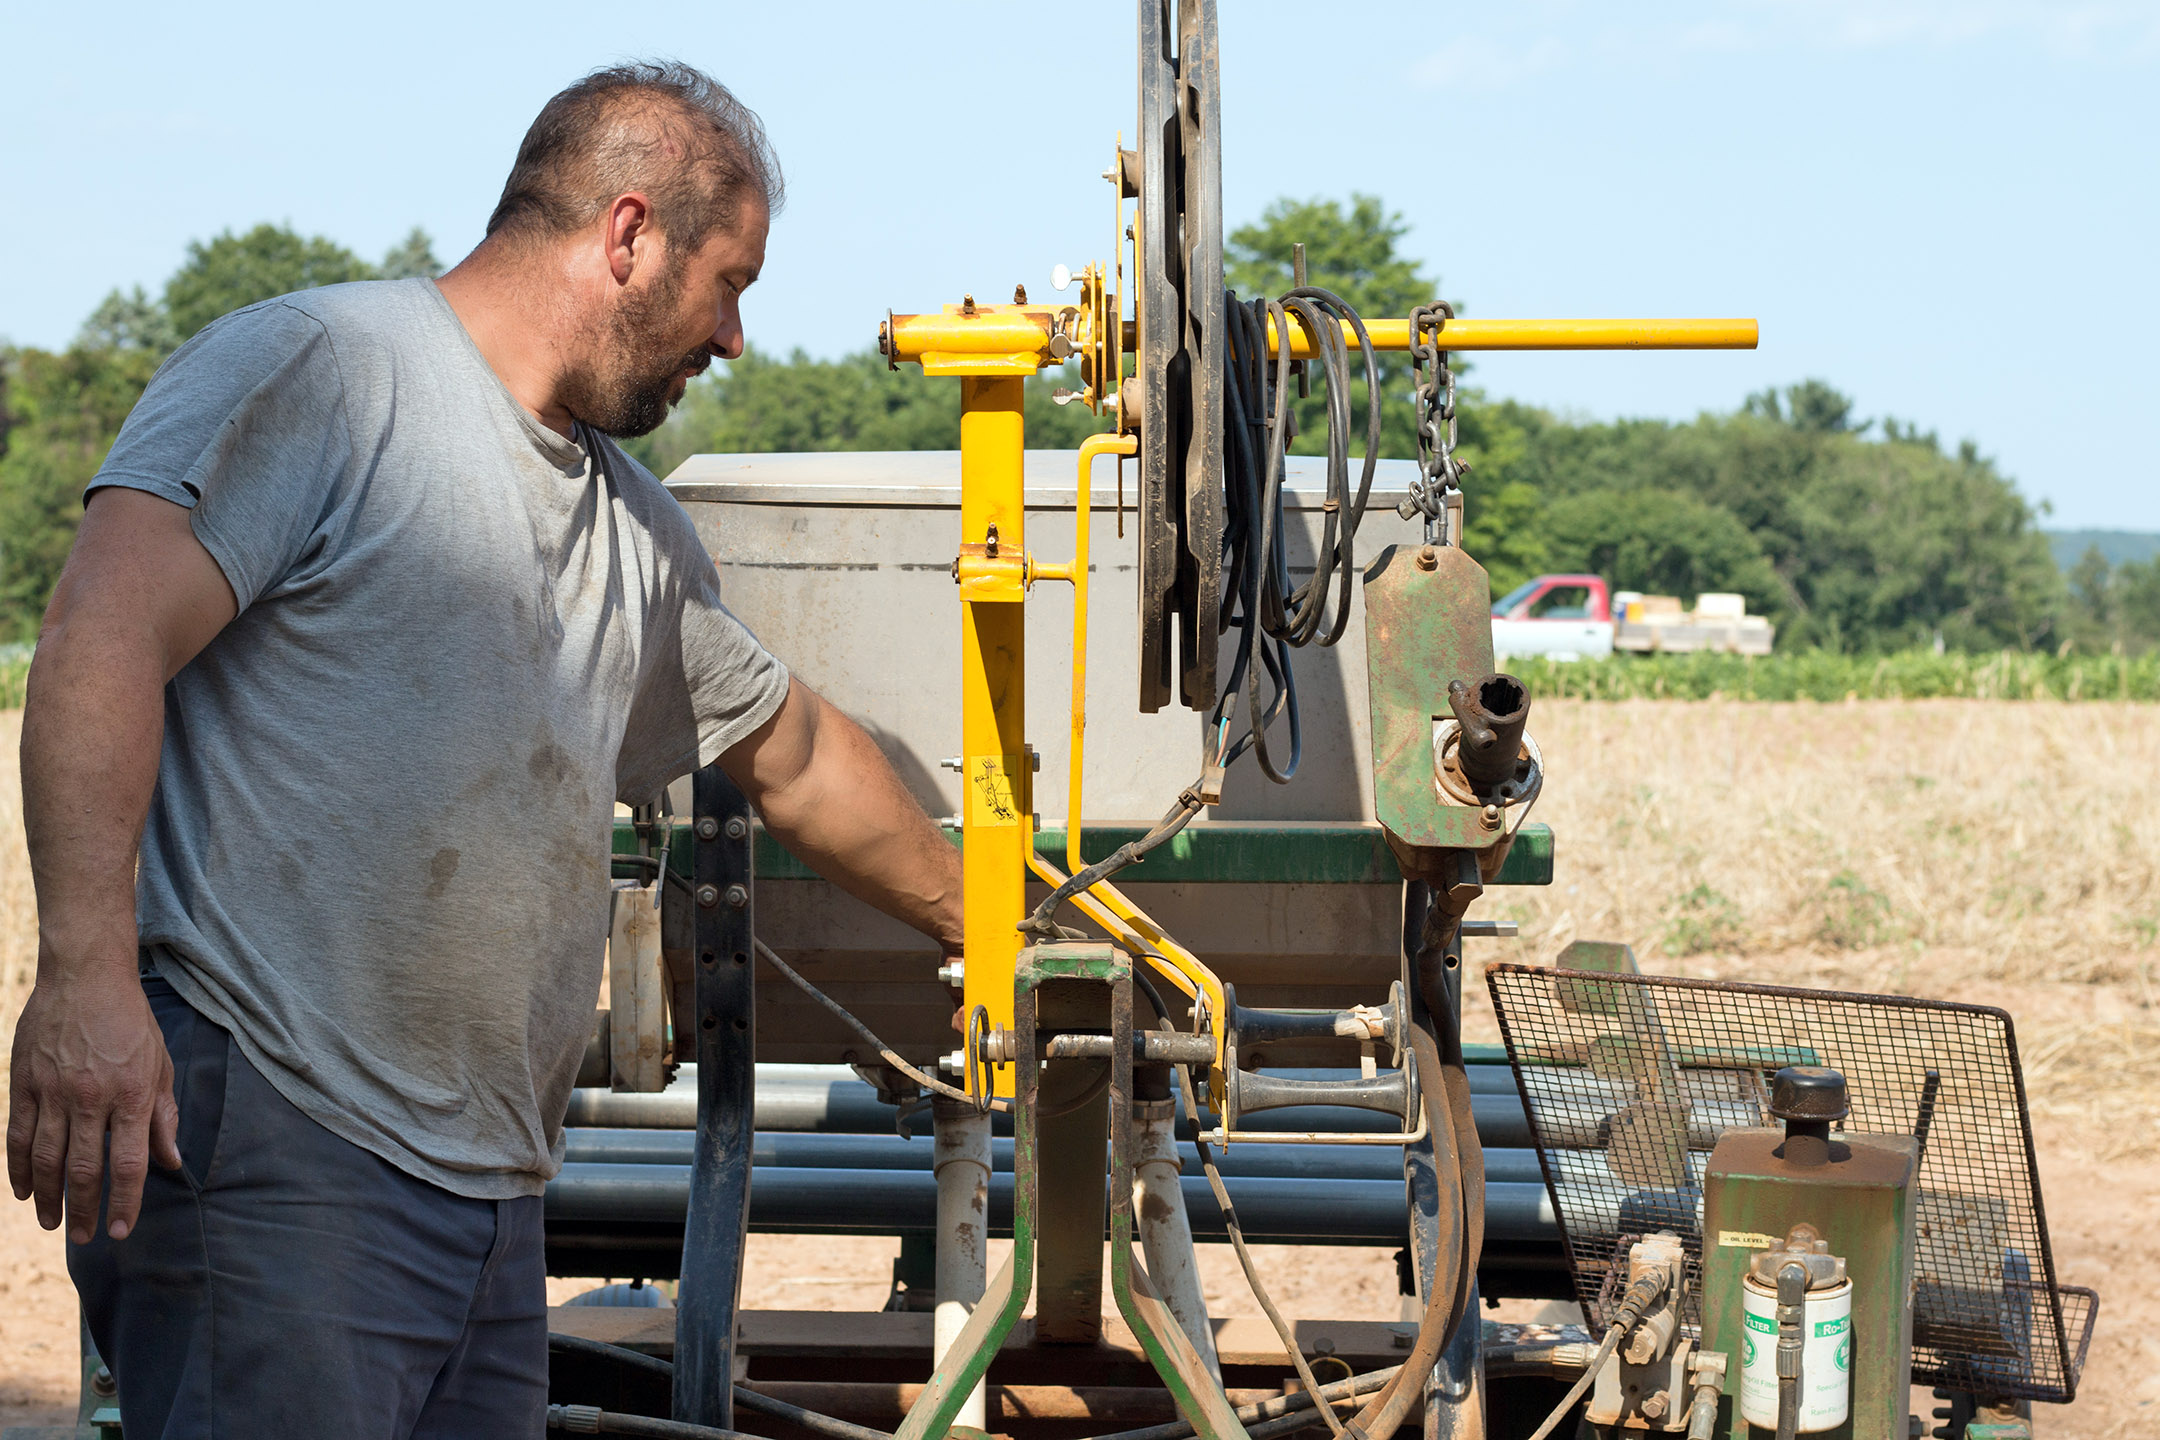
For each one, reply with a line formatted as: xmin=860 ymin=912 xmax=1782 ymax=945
xmin=694 ymin=816 xmax=720 ymax=841
xmin=695 ymin=884 xmax=720 ymax=908
xmin=725 ymin=817 xmax=749 ymax=840
xmin=724 ymin=884 xmax=749 ymax=909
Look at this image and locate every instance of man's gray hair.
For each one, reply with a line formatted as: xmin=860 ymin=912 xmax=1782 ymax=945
xmin=486 ymin=61 xmax=784 ymax=250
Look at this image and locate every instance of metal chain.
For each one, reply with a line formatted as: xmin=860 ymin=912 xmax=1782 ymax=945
xmin=1403 ymin=302 xmax=1467 ymax=545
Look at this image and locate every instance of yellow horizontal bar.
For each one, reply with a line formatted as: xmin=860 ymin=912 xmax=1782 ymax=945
xmin=886 ymin=309 xmax=1055 ymax=365
xmin=1267 ymin=315 xmax=1759 ymax=355
xmin=883 ymin=303 xmax=1756 ymax=372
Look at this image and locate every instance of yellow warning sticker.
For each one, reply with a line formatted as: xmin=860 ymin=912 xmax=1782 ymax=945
xmin=966 ymin=755 xmax=1023 ymax=827
xmin=1718 ymin=1230 xmax=1783 ymax=1250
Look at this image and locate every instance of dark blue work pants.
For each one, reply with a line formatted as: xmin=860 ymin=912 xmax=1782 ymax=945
xmin=68 ymin=974 xmax=549 ymax=1438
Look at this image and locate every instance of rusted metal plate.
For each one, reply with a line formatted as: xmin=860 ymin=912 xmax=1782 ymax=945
xmin=1362 ymin=543 xmax=1505 ymax=857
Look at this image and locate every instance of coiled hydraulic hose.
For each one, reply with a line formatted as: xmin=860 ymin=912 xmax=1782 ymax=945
xmin=1214 ymin=285 xmax=1382 ymax=784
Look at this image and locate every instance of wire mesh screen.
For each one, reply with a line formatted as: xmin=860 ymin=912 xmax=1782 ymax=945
xmin=1486 ymin=963 xmax=2094 ymax=1402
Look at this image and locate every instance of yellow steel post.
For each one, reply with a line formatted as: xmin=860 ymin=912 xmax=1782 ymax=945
xmin=958 ymin=374 xmax=1029 ymax=1098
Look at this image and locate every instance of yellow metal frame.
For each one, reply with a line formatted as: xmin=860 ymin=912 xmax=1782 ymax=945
xmin=956 ymin=374 xmax=1032 ymax=1095
xmin=896 ymin=275 xmax=1758 ymax=1104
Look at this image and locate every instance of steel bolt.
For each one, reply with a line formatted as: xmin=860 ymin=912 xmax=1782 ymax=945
xmin=91 ymin=1366 xmax=116 ymax=1397
xmin=1640 ymin=1393 xmax=1670 ymax=1422
xmin=939 ymin=1050 xmax=967 ymax=1076
xmin=695 ymin=884 xmax=720 ymax=908
xmin=694 ymin=816 xmax=720 ymax=841
xmin=1312 ymin=1336 xmax=1336 ymax=1356
xmin=936 ymin=961 xmax=965 ymax=988
xmin=725 ymin=817 xmax=749 ymax=840
xmin=724 ymin=884 xmax=749 ymax=909
xmin=1481 ymin=803 xmax=1502 ymax=829
xmin=1416 ymin=546 xmax=1439 ymax=571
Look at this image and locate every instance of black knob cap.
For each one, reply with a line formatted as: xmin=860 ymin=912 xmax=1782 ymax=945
xmin=1770 ymin=1066 xmax=1849 ymax=1122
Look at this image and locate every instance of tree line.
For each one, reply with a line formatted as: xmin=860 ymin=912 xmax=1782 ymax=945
xmin=3 ymin=203 xmax=2153 ymax=655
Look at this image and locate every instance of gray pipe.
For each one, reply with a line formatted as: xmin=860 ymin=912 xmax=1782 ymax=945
xmin=562 ymin=1127 xmax=1551 ymax=1186
xmin=561 ymin=1065 xmax=1536 ymax=1147
xmin=543 ymin=1163 xmax=1559 ymax=1248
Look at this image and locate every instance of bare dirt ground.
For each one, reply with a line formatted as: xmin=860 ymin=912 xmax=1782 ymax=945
xmin=3 ymin=703 xmax=2155 ymax=1435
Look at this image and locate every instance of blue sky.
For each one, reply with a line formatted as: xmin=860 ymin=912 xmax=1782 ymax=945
xmin=4 ymin=1 xmax=2155 ymax=527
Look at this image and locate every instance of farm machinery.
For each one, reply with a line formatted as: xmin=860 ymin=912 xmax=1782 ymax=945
xmin=529 ymin=7 xmax=2098 ymax=1440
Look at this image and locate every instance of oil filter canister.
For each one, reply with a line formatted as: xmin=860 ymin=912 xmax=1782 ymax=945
xmin=1740 ymin=1269 xmax=1853 ymax=1431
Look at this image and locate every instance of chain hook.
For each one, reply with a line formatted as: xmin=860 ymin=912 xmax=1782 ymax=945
xmin=1405 ymin=301 xmax=1465 ymax=546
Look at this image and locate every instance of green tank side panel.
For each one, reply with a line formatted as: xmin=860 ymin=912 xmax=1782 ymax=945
xmin=1699 ymin=1129 xmax=1918 ymax=1440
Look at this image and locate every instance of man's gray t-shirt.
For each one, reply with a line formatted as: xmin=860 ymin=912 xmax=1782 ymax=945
xmin=89 ymin=277 xmax=789 ymax=1199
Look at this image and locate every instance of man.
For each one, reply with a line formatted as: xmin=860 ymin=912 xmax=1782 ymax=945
xmin=7 ymin=61 xmax=962 ymax=1436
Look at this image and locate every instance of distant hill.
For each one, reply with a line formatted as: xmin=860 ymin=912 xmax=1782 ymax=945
xmin=2047 ymin=530 xmax=2160 ymax=570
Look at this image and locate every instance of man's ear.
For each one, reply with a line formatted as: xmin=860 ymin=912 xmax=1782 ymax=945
xmin=604 ymin=193 xmax=658 ymax=286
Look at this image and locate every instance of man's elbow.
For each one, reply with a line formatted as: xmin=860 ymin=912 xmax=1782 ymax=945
xmin=719 ymin=676 xmax=827 ymax=815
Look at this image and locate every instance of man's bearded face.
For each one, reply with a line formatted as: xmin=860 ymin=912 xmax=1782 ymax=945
xmin=561 ymin=250 xmax=713 ymax=439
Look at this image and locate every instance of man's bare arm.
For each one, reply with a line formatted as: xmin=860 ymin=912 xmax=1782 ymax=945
xmin=719 ymin=678 xmax=963 ymax=959
xmin=7 ymin=490 xmax=237 ymax=1242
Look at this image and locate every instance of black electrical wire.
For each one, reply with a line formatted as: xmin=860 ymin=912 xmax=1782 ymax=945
xmin=1213 ymin=285 xmax=1382 ymax=786
xmin=546 ymin=1335 xmax=894 ymax=1440
xmin=1082 ymin=1365 xmax=1401 ymax=1440
xmin=1019 ymin=791 xmax=1204 ymax=938
xmin=1173 ymin=1062 xmax=1347 ymax=1439
xmin=547 ymin=1408 xmax=749 ymax=1439
xmin=550 ymin=1330 xmax=673 ymax=1379
xmin=752 ymin=938 xmax=1009 ymax=1115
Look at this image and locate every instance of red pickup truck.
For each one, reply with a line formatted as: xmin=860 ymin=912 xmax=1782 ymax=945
xmin=1490 ymin=574 xmax=1615 ymax=661
xmin=1491 ymin=574 xmax=1775 ymax=659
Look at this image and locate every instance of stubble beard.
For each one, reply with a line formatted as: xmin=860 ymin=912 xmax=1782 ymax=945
xmin=559 ymin=256 xmax=713 ymax=439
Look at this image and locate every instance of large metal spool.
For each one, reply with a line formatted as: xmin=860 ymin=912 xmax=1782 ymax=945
xmin=1135 ymin=0 xmax=1225 ymax=714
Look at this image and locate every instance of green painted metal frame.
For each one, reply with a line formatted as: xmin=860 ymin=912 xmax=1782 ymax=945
xmin=1108 ymin=970 xmax=1253 ymax=1440
xmin=612 ymin=820 xmax=1553 ymax=887
xmin=892 ymin=948 xmax=1051 ymax=1440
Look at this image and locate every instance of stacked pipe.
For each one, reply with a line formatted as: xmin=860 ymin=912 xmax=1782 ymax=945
xmin=543 ymin=1064 xmax=1572 ymax=1292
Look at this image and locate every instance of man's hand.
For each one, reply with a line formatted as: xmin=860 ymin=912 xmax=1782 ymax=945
xmin=8 ymin=970 xmax=182 ymax=1242
xmin=11 ymin=486 xmax=236 ymax=1241
xmin=721 ymin=678 xmax=964 ymax=962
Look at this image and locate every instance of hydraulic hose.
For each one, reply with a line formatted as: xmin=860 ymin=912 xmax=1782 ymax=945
xmin=1520 ymin=1267 xmax=1673 ymax=1440
xmin=1338 ymin=1022 xmax=1474 ymax=1440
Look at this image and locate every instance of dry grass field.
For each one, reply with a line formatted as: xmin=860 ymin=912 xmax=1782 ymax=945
xmin=2 ymin=702 xmax=2155 ymax=1435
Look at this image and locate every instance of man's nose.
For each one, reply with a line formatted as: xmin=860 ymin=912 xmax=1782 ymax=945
xmin=711 ymin=312 xmax=745 ymax=361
